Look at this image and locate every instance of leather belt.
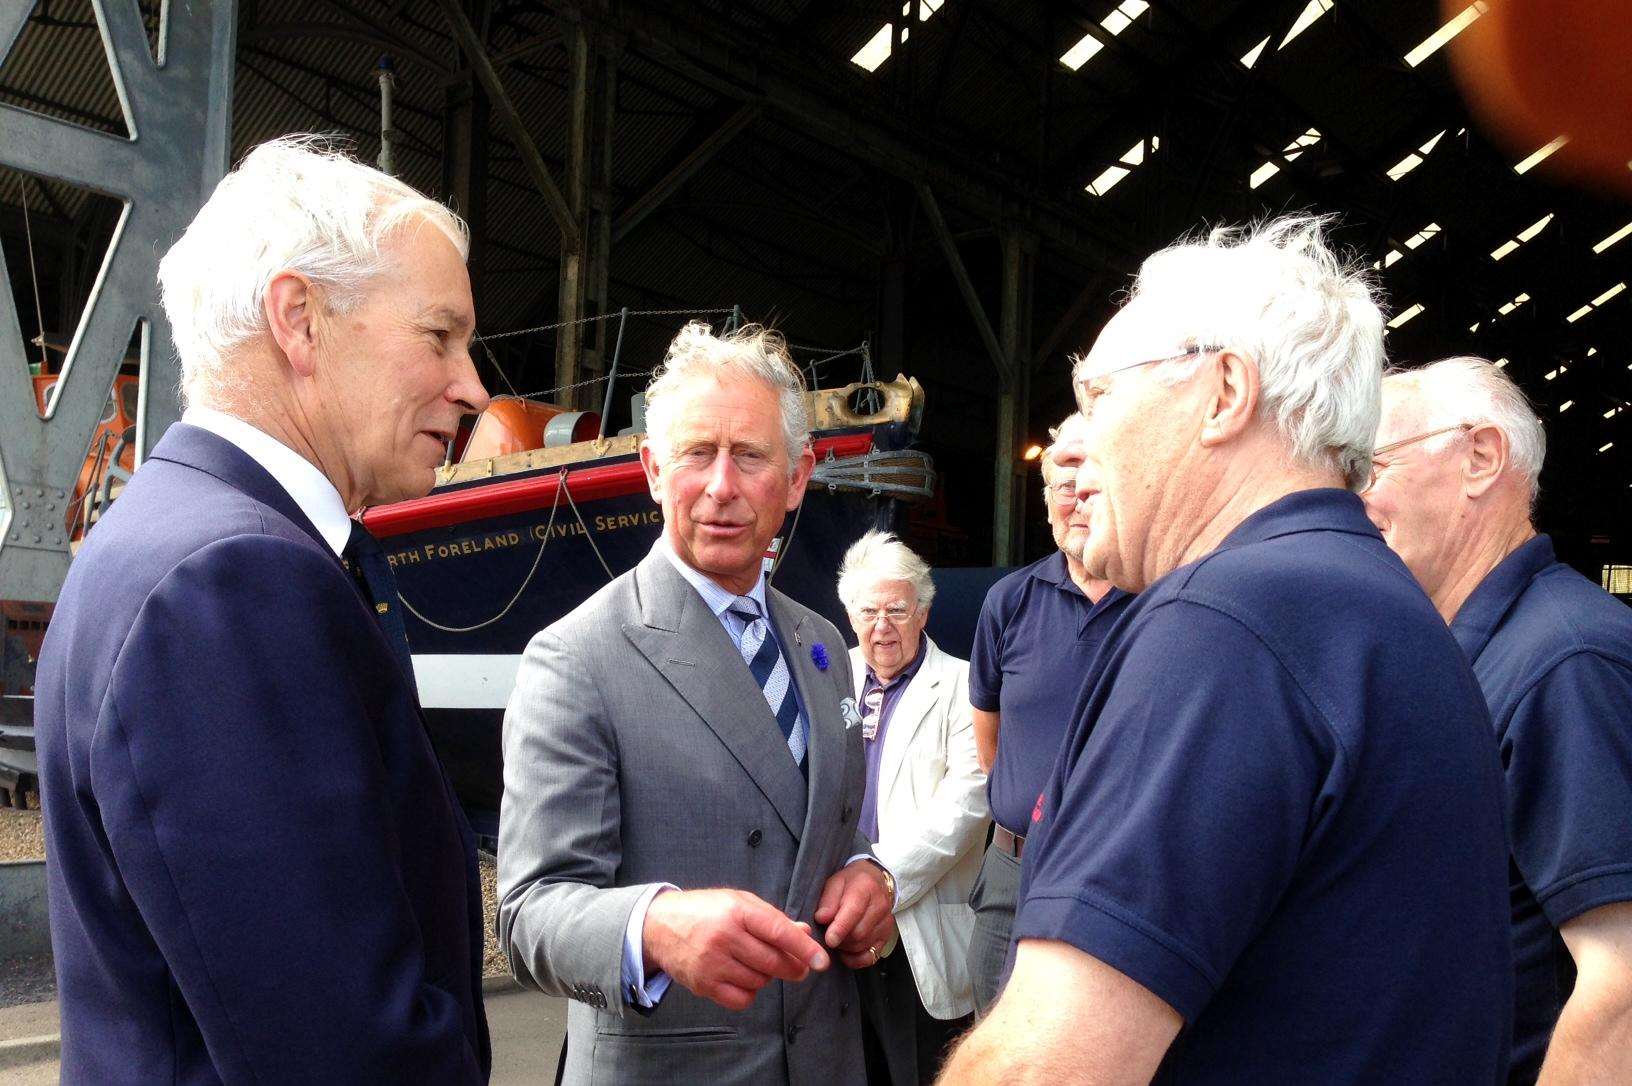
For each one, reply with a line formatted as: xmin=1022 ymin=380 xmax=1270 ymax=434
xmin=993 ymin=824 xmax=1025 ymax=860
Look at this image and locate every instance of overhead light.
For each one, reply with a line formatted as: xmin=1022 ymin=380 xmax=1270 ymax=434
xmin=1491 ymin=213 xmax=1554 ymax=260
xmin=1560 ymin=400 xmax=1574 ymax=412
xmin=1251 ymin=128 xmax=1320 ymax=189
xmin=1594 ymin=221 xmax=1632 ymax=254
xmin=852 ymin=1 xmax=945 ymax=71
xmin=1388 ymin=303 xmax=1425 ymax=329
xmin=1060 ymin=1 xmax=1150 ymax=71
xmin=1240 ymin=35 xmax=1270 ymax=68
xmin=1086 ymin=136 xmax=1160 ymax=196
xmin=1514 ymin=136 xmax=1569 ymax=175
xmin=851 ymin=26 xmax=894 ymax=70
xmin=1404 ymin=2 xmax=1490 ymax=67
xmin=1280 ymin=0 xmax=1334 ymax=50
xmin=1599 ymin=442 xmax=1614 ymax=454
xmin=1386 ymin=130 xmax=1447 ymax=181
xmin=1023 ymin=444 xmax=1044 ymax=460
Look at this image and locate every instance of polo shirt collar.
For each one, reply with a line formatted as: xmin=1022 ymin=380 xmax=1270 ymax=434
xmin=1449 ymin=534 xmax=1553 ymax=661
xmin=1217 ymin=487 xmax=1378 ymax=552
xmin=1033 ymin=547 xmax=1130 ymax=616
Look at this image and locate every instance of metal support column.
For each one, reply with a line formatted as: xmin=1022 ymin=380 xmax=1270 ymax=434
xmin=0 ymin=0 xmax=237 ymax=603
xmin=993 ymin=228 xmax=1034 ymax=566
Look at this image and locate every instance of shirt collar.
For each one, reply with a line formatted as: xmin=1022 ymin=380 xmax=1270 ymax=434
xmin=1215 ymin=488 xmax=1379 ymax=553
xmin=1033 ymin=549 xmax=1129 ymax=615
xmin=653 ymin=534 xmax=769 ymax=619
xmin=182 ymin=406 xmax=352 ymax=556
xmin=1449 ymin=534 xmax=1554 ymax=661
xmin=864 ymin=631 xmax=930 ymax=691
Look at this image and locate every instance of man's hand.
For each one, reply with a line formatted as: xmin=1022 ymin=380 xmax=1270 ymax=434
xmin=813 ymin=860 xmax=897 ymax=969
xmin=642 ymin=888 xmax=829 ymax=1011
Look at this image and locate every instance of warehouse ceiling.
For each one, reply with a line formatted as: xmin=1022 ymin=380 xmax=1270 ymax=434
xmin=2 ymin=0 xmax=1629 ymax=569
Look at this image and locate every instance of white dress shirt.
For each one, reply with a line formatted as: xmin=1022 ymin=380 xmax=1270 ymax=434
xmin=181 ymin=406 xmax=352 ymax=555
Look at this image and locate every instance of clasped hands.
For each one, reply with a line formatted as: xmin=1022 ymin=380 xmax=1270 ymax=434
xmin=641 ymin=860 xmax=896 ymax=1011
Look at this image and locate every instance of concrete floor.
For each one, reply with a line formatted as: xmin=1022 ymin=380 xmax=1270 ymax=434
xmin=0 ymin=983 xmax=568 ymax=1084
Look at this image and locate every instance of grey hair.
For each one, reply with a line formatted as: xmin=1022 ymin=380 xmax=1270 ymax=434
xmin=158 ymin=134 xmax=469 ymax=409
xmin=643 ymin=320 xmax=810 ymax=470
xmin=1387 ymin=357 xmax=1546 ymax=503
xmin=837 ymin=530 xmax=936 ymax=611
xmin=1083 ymin=215 xmax=1385 ymax=491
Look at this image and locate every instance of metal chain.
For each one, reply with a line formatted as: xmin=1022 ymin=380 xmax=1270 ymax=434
xmin=396 ymin=469 xmax=567 ymax=633
xmin=475 ymin=307 xmax=737 ymax=344
xmin=559 ymin=475 xmax=615 ymax=580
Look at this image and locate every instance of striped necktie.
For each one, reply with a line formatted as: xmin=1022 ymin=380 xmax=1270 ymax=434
xmin=727 ymin=597 xmax=806 ymax=765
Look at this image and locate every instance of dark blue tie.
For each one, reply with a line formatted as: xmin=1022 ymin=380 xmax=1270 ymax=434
xmin=344 ymin=520 xmax=418 ymax=696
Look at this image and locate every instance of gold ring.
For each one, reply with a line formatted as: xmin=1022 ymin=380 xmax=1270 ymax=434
xmin=868 ymin=944 xmax=880 ymax=963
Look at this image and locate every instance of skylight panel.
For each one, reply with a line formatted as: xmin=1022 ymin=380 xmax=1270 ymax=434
xmin=1404 ymin=223 xmax=1441 ymax=249
xmin=1559 ymin=400 xmax=1574 ymax=412
xmin=1490 ymin=213 xmax=1554 ymax=260
xmin=1387 ymin=303 xmax=1425 ymax=329
xmin=1565 ymin=306 xmax=1592 ymax=323
xmin=1470 ymin=322 xmax=1482 ymax=333
xmin=1544 ymin=368 xmax=1559 ymax=381
xmin=1603 ymin=406 xmax=1621 ymax=419
xmin=1279 ymin=0 xmax=1333 ymax=49
xmin=1386 ymin=130 xmax=1446 ymax=181
xmin=1598 ymin=442 xmax=1614 ymax=454
xmin=852 ymin=26 xmax=893 ymax=71
xmin=1251 ymin=128 xmax=1320 ymax=189
xmin=1496 ymin=292 xmax=1531 ymax=317
xmin=1567 ymin=282 xmax=1628 ymax=323
xmin=1594 ymin=221 xmax=1632 ymax=254
xmin=1250 ymin=161 xmax=1281 ymax=189
xmin=1514 ymin=136 xmax=1568 ymax=175
xmin=1086 ymin=137 xmax=1159 ymax=196
xmin=1493 ymin=357 xmax=1507 ymax=367
xmin=1240 ymin=35 xmax=1270 ymax=68
xmin=1587 ymin=347 xmax=1598 ymax=357
xmin=1404 ymin=2 xmax=1490 ymax=67
xmin=1060 ymin=1 xmax=1150 ymax=71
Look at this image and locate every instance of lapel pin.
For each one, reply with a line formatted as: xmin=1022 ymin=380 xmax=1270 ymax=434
xmin=810 ymin=642 xmax=830 ymax=671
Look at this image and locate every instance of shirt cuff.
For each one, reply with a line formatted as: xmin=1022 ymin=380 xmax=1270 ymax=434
xmin=847 ymin=854 xmax=899 ymax=908
xmin=621 ymin=883 xmax=679 ymax=1008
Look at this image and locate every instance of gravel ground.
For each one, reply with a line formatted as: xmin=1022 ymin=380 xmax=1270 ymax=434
xmin=480 ymin=851 xmax=506 ymax=978
xmin=0 ymin=805 xmax=44 ymax=862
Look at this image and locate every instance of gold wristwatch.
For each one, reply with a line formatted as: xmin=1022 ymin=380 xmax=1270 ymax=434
xmin=866 ymin=859 xmax=897 ymax=903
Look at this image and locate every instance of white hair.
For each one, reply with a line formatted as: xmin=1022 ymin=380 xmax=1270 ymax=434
xmin=1388 ymin=356 xmax=1546 ymax=503
xmin=158 ymin=134 xmax=469 ymax=408
xmin=643 ymin=321 xmax=810 ymax=470
xmin=836 ymin=529 xmax=936 ymax=611
xmin=1084 ymin=215 xmax=1385 ymax=490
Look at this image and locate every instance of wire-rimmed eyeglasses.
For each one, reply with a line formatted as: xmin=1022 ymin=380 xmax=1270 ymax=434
xmin=853 ymin=603 xmax=916 ymax=625
xmin=1364 ymin=423 xmax=1474 ymax=490
xmin=1075 ymin=344 xmax=1225 ymax=414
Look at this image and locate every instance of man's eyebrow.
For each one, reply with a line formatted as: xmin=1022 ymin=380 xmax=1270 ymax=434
xmin=416 ymin=305 xmax=472 ymax=329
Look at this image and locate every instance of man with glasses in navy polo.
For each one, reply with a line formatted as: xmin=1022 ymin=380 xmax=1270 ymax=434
xmin=964 ymin=411 xmax=1132 ymax=1014
xmin=939 ymin=217 xmax=1511 ymax=1085
xmin=1364 ymin=357 xmax=1632 ymax=1086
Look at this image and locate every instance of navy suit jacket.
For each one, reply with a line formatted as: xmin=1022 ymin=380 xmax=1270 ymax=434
xmin=35 ymin=424 xmax=490 ymax=1084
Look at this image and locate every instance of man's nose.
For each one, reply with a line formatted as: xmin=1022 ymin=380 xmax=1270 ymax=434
xmin=451 ymin=347 xmax=491 ymax=415
xmin=704 ymin=450 xmax=739 ymax=500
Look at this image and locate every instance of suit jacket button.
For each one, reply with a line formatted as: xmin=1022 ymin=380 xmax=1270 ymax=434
xmin=786 ymin=1024 xmax=800 ymax=1045
xmin=842 ymin=804 xmax=853 ymax=823
xmin=747 ymin=828 xmax=763 ymax=847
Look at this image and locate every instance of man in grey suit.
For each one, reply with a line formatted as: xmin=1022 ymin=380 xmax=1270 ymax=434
xmin=499 ymin=320 xmax=897 ymax=1085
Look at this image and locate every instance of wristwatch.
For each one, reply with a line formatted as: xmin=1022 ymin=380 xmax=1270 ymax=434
xmin=866 ymin=858 xmax=897 ymax=904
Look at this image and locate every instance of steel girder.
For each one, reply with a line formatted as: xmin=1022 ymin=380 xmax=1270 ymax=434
xmin=0 ymin=0 xmax=237 ymax=602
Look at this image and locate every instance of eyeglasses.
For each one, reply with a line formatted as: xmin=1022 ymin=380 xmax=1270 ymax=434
xmin=853 ymin=603 xmax=916 ymax=624
xmin=1075 ymin=344 xmax=1225 ymax=415
xmin=1044 ymin=481 xmax=1079 ymax=500
xmin=1365 ymin=423 xmax=1474 ymax=490
xmin=861 ymin=688 xmax=884 ymax=741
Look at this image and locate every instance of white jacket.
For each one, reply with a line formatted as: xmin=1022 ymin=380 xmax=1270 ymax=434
xmin=850 ymin=637 xmax=990 ymax=1019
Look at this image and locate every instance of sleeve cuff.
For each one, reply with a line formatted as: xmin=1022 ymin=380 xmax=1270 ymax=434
xmin=968 ymin=689 xmax=1000 ymax=712
xmin=621 ymin=883 xmax=679 ymax=1007
xmin=848 ymin=854 xmax=899 ymax=908
xmin=1014 ymin=888 xmax=1218 ymax=1023
xmin=1537 ymin=865 xmax=1632 ymax=928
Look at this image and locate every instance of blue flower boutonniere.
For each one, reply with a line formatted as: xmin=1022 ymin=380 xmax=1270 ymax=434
xmin=811 ymin=643 xmax=830 ymax=671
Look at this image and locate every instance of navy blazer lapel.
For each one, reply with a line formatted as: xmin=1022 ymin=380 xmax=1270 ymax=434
xmin=772 ymin=594 xmax=850 ymax=918
xmin=147 ymin=423 xmax=335 ymax=561
xmin=623 ymin=552 xmax=809 ymax=841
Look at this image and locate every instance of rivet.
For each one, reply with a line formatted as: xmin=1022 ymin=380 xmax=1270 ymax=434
xmin=19 ymin=501 xmax=29 ymax=509
xmin=32 ymin=535 xmax=42 ymax=544
xmin=35 ymin=488 xmax=44 ymax=498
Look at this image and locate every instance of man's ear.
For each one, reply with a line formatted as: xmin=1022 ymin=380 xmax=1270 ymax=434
xmin=639 ymin=440 xmax=664 ymax=503
xmin=1198 ymin=349 xmax=1260 ymax=447
xmin=264 ymin=270 xmax=319 ymax=378
xmin=785 ymin=443 xmax=817 ymax=511
xmin=1462 ymin=423 xmax=1508 ymax=499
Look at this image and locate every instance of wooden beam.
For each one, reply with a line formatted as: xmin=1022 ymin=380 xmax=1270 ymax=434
xmin=612 ymin=104 xmax=759 ymax=243
xmin=434 ymin=0 xmax=581 ymax=252
xmin=916 ymin=182 xmax=1014 ymax=387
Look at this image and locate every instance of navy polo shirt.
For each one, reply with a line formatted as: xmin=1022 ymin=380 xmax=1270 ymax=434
xmin=969 ymin=551 xmax=1132 ymax=834
xmin=1015 ymin=489 xmax=1512 ymax=1085
xmin=1449 ymin=534 xmax=1632 ymax=1085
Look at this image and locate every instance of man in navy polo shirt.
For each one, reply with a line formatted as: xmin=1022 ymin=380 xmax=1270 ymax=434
xmin=965 ymin=412 xmax=1132 ymax=1013
xmin=940 ymin=217 xmax=1511 ymax=1085
xmin=1364 ymin=357 xmax=1632 ymax=1086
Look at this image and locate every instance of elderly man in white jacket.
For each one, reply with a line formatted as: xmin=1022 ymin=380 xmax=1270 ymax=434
xmin=839 ymin=530 xmax=990 ymax=1084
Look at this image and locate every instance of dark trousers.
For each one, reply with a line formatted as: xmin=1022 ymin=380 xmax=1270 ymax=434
xmin=859 ymin=943 xmax=972 ymax=1085
xmin=966 ymin=840 xmax=1022 ymax=1016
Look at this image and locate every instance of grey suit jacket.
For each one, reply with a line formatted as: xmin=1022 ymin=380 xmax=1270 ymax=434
xmin=498 ymin=548 xmax=869 ymax=1086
